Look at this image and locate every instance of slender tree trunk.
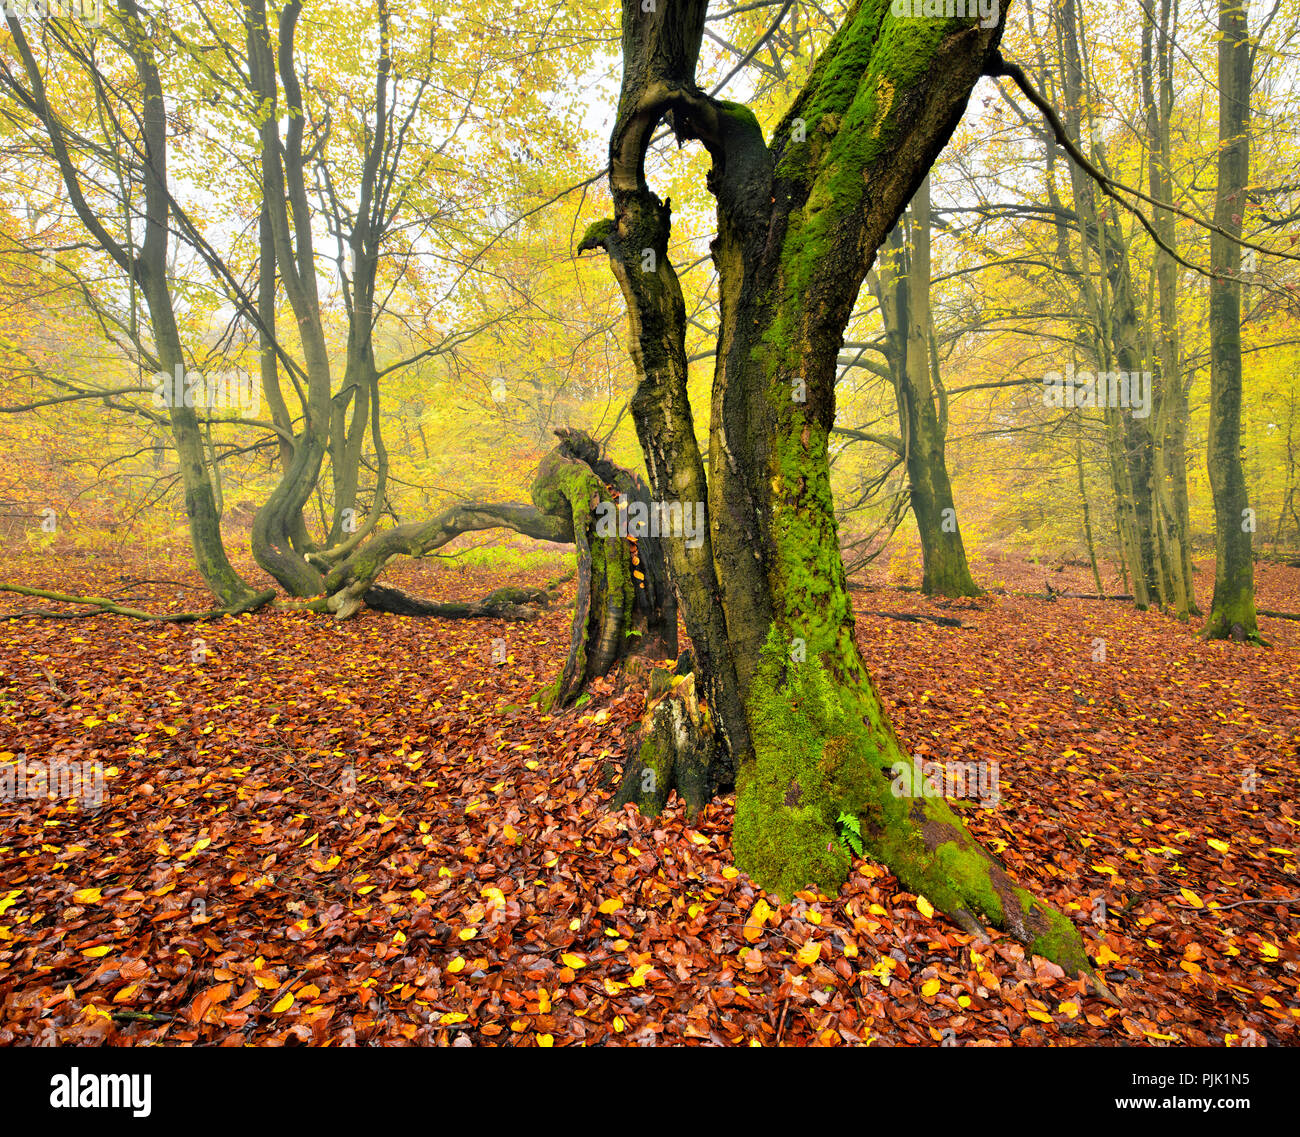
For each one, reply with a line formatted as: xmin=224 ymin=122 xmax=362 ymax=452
xmin=1075 ymin=415 xmax=1104 ymax=595
xmin=1054 ymin=0 xmax=1167 ymax=611
xmin=873 ymin=180 xmax=980 ymax=598
xmin=1204 ymin=0 xmax=1258 ymax=641
xmin=4 ymin=5 xmax=259 ymax=606
xmin=1142 ymin=0 xmax=1194 ymax=619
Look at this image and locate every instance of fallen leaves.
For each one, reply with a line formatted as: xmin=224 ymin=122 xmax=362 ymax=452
xmin=0 ymin=555 xmax=1297 ymax=1046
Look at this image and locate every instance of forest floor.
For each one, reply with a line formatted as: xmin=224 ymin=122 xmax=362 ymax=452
xmin=0 ymin=547 xmax=1297 ymax=1046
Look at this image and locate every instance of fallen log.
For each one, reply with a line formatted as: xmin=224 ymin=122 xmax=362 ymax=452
xmin=859 ymin=610 xmax=964 ymax=627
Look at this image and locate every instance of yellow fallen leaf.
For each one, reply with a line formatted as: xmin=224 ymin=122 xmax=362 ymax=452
xmin=71 ymin=888 xmax=103 ymax=904
xmin=441 ymin=1012 xmax=468 ymax=1024
xmin=1207 ymin=838 xmax=1230 ymax=854
xmin=81 ymin=945 xmax=113 ymax=958
xmin=178 ymin=837 xmax=211 ymax=861
xmin=1179 ymin=887 xmax=1204 ymax=909
xmin=916 ymin=895 xmax=935 ymax=919
xmin=446 ymin=958 xmax=466 ymax=974
xmin=795 ymin=942 xmax=821 ymax=968
xmin=271 ymin=992 xmax=294 ymax=1013
xmin=560 ymin=953 xmax=587 ymax=969
xmin=537 ymin=1033 xmax=553 ymax=1046
xmin=598 ymin=897 xmax=623 ymax=915
xmin=743 ymin=898 xmax=774 ymax=942
xmin=628 ymin=963 xmax=654 ymax=987
xmin=921 ymin=978 xmax=942 ymax=997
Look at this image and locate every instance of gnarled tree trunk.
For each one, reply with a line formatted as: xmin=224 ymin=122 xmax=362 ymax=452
xmin=581 ymin=0 xmax=1093 ymax=976
xmin=325 ymin=430 xmax=677 ymax=704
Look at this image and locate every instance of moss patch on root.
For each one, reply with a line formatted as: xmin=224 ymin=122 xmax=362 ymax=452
xmin=732 ymin=629 xmax=1094 ymax=976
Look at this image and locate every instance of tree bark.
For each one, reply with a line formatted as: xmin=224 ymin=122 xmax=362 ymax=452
xmin=1204 ymin=0 xmax=1258 ymax=641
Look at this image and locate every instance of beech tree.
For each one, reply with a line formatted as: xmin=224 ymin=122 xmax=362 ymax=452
xmin=867 ymin=175 xmax=981 ymax=598
xmin=1204 ymin=0 xmax=1258 ymax=642
xmin=580 ymin=0 xmax=1095 ymax=975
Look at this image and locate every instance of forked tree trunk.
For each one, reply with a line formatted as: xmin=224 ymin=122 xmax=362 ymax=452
xmin=582 ymin=0 xmax=1092 ymax=975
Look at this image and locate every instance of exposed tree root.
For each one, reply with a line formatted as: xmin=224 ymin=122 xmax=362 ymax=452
xmin=858 ymin=611 xmax=964 ymax=627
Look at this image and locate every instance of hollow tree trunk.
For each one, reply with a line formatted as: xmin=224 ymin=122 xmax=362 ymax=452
xmin=1204 ymin=0 xmax=1258 ymax=641
xmin=325 ymin=430 xmax=677 ymax=700
xmin=583 ymin=0 xmax=1092 ymax=975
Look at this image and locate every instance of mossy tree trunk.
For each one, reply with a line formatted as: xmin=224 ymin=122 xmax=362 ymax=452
xmin=581 ymin=0 xmax=1093 ymax=976
xmin=869 ymin=177 xmax=980 ymax=598
xmin=1204 ymin=0 xmax=1258 ymax=642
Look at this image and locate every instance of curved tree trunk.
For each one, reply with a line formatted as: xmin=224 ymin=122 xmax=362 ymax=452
xmin=4 ymin=9 xmax=260 ymax=608
xmin=245 ymin=0 xmax=331 ymax=599
xmin=871 ymin=178 xmax=980 ymax=598
xmin=583 ymin=0 xmax=1094 ymax=978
